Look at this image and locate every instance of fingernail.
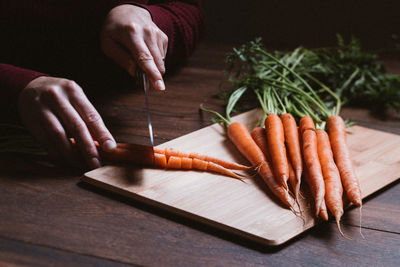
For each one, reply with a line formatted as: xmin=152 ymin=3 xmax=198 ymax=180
xmin=103 ymin=140 xmax=116 ymax=152
xmin=155 ymin=80 xmax=165 ymax=91
xmin=90 ymin=157 xmax=101 ymax=169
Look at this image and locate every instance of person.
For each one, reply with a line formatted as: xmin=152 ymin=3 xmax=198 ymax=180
xmin=0 ymin=1 xmax=204 ymax=169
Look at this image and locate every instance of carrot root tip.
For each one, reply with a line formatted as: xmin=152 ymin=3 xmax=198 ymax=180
xmin=336 ymin=217 xmax=353 ymax=241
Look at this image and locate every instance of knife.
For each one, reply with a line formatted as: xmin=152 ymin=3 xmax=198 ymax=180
xmin=136 ymin=68 xmax=155 ymax=149
xmin=96 ymin=69 xmax=156 ymax=166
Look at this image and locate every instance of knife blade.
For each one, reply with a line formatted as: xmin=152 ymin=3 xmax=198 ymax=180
xmin=136 ymin=68 xmax=155 ymax=149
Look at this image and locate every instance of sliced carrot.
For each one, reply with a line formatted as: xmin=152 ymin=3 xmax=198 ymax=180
xmin=154 ymin=147 xmax=250 ymax=170
xmin=181 ymin=157 xmax=193 ymax=169
xmin=154 ymin=155 xmax=245 ymax=180
xmin=154 ymin=153 xmax=167 ymax=168
xmin=167 ymin=156 xmax=182 ymax=169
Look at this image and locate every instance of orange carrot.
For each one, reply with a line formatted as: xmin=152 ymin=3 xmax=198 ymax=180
xmin=265 ymin=114 xmax=289 ymax=189
xmin=160 ymin=155 xmax=245 ymax=180
xmin=228 ymin=122 xmax=293 ymax=208
xmin=316 ymin=129 xmax=345 ymax=232
xmin=319 ymin=199 xmax=329 ymax=221
xmin=250 ymin=127 xmax=270 ymax=160
xmin=299 ymin=116 xmax=325 ymax=216
xmin=154 ymin=153 xmax=167 ymax=168
xmin=281 ymin=113 xmax=303 ymax=191
xmin=93 ymin=142 xmax=155 ymax=165
xmin=287 ymin=157 xmax=300 ymax=201
xmin=327 ymin=116 xmax=362 ymax=206
xmin=251 ymin=127 xmax=300 ymax=197
xmin=154 ymin=147 xmax=250 ymax=170
xmin=81 ymin=140 xmax=246 ymax=180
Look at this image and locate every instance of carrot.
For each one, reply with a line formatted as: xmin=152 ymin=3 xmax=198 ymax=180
xmin=154 ymin=153 xmax=167 ymax=168
xmin=316 ymin=129 xmax=346 ymax=234
xmin=228 ymin=122 xmax=293 ymax=208
xmin=264 ymin=113 xmax=289 ymax=189
xmin=154 ymin=147 xmax=250 ymax=170
xmin=250 ymin=127 xmax=269 ymax=160
xmin=287 ymin=157 xmax=300 ymax=201
xmin=281 ymin=113 xmax=303 ymax=192
xmin=78 ymin=139 xmax=246 ymax=180
xmin=299 ymin=116 xmax=325 ymax=216
xmin=81 ymin=141 xmax=156 ymax=165
xmin=319 ymin=199 xmax=329 ymax=221
xmin=162 ymin=155 xmax=245 ymax=180
xmin=327 ymin=115 xmax=362 ymax=206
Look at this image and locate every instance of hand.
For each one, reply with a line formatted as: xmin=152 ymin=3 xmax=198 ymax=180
xmin=101 ymin=4 xmax=168 ymax=91
xmin=18 ymin=76 xmax=116 ymax=169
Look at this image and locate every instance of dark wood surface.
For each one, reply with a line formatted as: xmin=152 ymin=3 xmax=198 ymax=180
xmin=1 ymin=42 xmax=400 ymax=266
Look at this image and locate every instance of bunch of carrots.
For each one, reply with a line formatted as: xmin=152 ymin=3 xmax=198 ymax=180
xmin=201 ymin=39 xmax=363 ymax=236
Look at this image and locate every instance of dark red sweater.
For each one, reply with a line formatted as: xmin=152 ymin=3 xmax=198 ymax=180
xmin=0 ymin=0 xmax=204 ymax=102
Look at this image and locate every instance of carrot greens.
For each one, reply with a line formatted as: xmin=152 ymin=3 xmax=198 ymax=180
xmin=221 ymin=36 xmax=400 ymax=118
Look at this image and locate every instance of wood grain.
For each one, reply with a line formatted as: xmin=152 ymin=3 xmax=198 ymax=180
xmin=0 ymin=237 xmax=129 ymax=267
xmin=82 ymin=109 xmax=400 ymax=246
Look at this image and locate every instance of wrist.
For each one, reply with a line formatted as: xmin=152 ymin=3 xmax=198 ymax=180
xmin=110 ymin=4 xmax=152 ymax=20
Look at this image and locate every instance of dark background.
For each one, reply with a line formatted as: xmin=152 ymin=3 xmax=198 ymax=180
xmin=202 ymin=0 xmax=400 ymax=50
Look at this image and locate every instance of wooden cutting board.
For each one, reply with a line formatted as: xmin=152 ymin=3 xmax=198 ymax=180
xmin=82 ymin=109 xmax=400 ymax=246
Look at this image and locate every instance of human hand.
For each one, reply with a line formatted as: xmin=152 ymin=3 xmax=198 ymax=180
xmin=101 ymin=4 xmax=168 ymax=91
xmin=18 ymin=76 xmax=116 ymax=169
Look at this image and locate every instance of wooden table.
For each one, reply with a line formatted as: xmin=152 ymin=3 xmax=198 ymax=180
xmin=1 ymin=42 xmax=400 ymax=266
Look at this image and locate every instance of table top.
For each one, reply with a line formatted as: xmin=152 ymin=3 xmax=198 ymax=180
xmin=1 ymin=42 xmax=400 ymax=266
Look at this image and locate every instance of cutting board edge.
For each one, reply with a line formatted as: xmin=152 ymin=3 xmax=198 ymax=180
xmin=80 ymin=174 xmax=306 ymax=246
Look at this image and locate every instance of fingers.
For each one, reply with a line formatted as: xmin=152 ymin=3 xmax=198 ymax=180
xmin=67 ymin=83 xmax=116 ymax=152
xmin=101 ymin=37 xmax=137 ymax=77
xmin=128 ymin=36 xmax=165 ymax=91
xmin=43 ymin=81 xmax=115 ymax=169
xmin=40 ymin=108 xmax=83 ymax=168
xmin=22 ymin=102 xmax=82 ymax=168
xmin=158 ymin=31 xmax=168 ymax=60
xmin=52 ymin=101 xmax=101 ymax=170
xmin=101 ymin=5 xmax=169 ymax=91
xmin=144 ymin=30 xmax=165 ymax=75
xmin=49 ymin=82 xmax=119 ymax=169
xmin=20 ymin=77 xmax=116 ymax=170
